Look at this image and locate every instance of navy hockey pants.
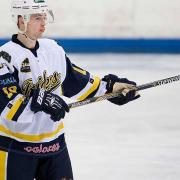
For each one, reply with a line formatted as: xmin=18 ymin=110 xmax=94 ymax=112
xmin=0 ymin=147 xmax=73 ymax=180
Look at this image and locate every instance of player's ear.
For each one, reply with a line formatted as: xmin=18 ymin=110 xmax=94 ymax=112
xmin=17 ymin=15 xmax=24 ymax=30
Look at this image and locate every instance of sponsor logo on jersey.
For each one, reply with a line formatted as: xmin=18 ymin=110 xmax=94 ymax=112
xmin=0 ymin=77 xmax=17 ymax=85
xmin=22 ymin=70 xmax=61 ymax=97
xmin=20 ymin=58 xmax=31 ymax=73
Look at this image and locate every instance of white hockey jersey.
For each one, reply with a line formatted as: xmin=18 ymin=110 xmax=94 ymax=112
xmin=0 ymin=35 xmax=107 ymax=143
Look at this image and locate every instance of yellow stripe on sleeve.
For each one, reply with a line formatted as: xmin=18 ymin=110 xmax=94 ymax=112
xmin=73 ymin=67 xmax=87 ymax=75
xmin=0 ymin=150 xmax=7 ymax=180
xmin=6 ymin=96 xmax=24 ymax=121
xmin=78 ymin=76 xmax=100 ymax=101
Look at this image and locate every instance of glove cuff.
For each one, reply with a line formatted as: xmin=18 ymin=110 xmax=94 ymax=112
xmin=102 ymin=74 xmax=119 ymax=93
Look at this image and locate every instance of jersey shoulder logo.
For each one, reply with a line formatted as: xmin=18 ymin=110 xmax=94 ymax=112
xmin=0 ymin=51 xmax=11 ymax=63
xmin=20 ymin=58 xmax=31 ymax=73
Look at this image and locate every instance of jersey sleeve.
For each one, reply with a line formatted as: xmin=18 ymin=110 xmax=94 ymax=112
xmin=61 ymin=55 xmax=107 ymax=101
xmin=0 ymin=57 xmax=33 ymax=123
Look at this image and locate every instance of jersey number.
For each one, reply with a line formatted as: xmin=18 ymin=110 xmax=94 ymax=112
xmin=2 ymin=86 xmax=17 ymax=99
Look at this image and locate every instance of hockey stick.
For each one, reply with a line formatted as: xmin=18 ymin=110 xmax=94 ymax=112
xmin=68 ymin=74 xmax=180 ymax=109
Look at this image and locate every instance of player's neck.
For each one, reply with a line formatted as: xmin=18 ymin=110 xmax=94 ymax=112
xmin=17 ymin=33 xmax=37 ymax=49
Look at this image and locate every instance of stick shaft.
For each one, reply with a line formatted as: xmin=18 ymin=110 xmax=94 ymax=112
xmin=68 ymin=74 xmax=180 ymax=109
xmin=137 ymin=74 xmax=180 ymax=91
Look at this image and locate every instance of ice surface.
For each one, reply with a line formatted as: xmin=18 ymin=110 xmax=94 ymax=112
xmin=63 ymin=54 xmax=180 ymax=180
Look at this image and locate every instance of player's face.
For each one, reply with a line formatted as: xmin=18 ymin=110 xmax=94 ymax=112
xmin=26 ymin=13 xmax=47 ymax=40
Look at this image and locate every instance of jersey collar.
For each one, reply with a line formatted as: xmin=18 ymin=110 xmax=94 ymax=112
xmin=11 ymin=34 xmax=39 ymax=57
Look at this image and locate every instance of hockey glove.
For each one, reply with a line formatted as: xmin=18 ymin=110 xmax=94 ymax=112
xmin=31 ymin=88 xmax=69 ymax=121
xmin=102 ymin=74 xmax=140 ymax=105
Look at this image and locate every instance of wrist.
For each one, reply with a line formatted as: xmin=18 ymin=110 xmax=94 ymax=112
xmin=102 ymin=74 xmax=118 ymax=93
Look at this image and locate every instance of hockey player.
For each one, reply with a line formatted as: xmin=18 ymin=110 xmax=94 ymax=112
xmin=0 ymin=0 xmax=140 ymax=179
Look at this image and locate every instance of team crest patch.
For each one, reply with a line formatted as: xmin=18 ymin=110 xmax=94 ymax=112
xmin=21 ymin=58 xmax=31 ymax=73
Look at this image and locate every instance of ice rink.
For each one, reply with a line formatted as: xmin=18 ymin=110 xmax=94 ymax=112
xmin=63 ymin=54 xmax=180 ymax=180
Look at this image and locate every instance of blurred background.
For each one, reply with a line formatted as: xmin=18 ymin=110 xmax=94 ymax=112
xmin=0 ymin=0 xmax=180 ymax=180
xmin=1 ymin=0 xmax=180 ymax=52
